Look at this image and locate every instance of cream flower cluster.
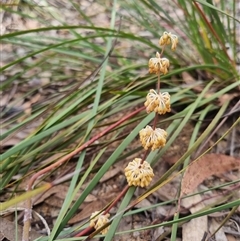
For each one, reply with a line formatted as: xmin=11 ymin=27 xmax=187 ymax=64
xmin=88 ymin=31 xmax=178 ymax=238
xmin=139 ymin=125 xmax=167 ymax=151
xmin=123 ymin=31 xmax=178 ymax=189
xmin=149 ymin=32 xmax=178 ymax=75
xmin=148 ymin=52 xmax=170 ymax=75
xmin=159 ymin=31 xmax=178 ymax=50
xmin=90 ymin=211 xmax=110 ymax=235
xmin=145 ymin=89 xmax=171 ymax=114
xmin=124 ymin=158 xmax=154 ymax=187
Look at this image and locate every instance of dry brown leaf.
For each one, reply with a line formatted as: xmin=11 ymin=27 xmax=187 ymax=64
xmin=182 ymin=218 xmax=208 ymax=240
xmin=68 ymin=191 xmax=117 ymax=224
xmin=226 ymin=234 xmax=237 ymax=241
xmin=218 ymin=93 xmax=239 ymax=106
xmin=182 ymin=195 xmax=207 ymax=241
xmin=155 ymin=177 xmax=179 ymax=201
xmin=0 ymin=94 xmax=10 ymax=107
xmin=33 ymin=183 xmax=96 ymax=206
xmin=181 ymin=71 xmax=203 ymax=92
xmin=100 ymin=166 xmax=121 ymax=183
xmin=0 ymin=217 xmax=42 ymax=240
xmin=209 ymin=219 xmax=228 ymax=241
xmin=181 ymin=154 xmax=240 ymax=196
xmin=68 ymin=200 xmax=103 ymax=224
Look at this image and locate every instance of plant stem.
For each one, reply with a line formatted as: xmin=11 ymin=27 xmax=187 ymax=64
xmin=74 ymin=226 xmax=95 ymax=237
xmin=22 ymin=106 xmax=144 ymax=241
xmin=103 ymin=185 xmax=129 ymax=215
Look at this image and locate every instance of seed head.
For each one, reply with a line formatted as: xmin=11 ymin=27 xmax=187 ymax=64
xmin=124 ymin=158 xmax=154 ymax=187
xmin=90 ymin=211 xmax=110 ymax=235
xmin=148 ymin=52 xmax=170 ymax=75
xmin=145 ymin=89 xmax=171 ymax=114
xmin=139 ymin=125 xmax=167 ymax=150
xmin=159 ymin=31 xmax=178 ymax=50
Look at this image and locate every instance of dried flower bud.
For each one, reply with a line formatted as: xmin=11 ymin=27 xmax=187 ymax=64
xmin=124 ymin=158 xmax=154 ymax=187
xmin=145 ymin=89 xmax=171 ymax=114
xmin=159 ymin=31 xmax=178 ymax=50
xmin=90 ymin=211 xmax=110 ymax=235
xmin=148 ymin=53 xmax=170 ymax=75
xmin=139 ymin=125 xmax=167 ymax=150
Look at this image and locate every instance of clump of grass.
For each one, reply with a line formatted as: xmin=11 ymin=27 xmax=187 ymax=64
xmin=0 ymin=0 xmax=239 ymax=240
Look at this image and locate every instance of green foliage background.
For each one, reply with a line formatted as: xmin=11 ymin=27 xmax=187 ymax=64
xmin=0 ymin=0 xmax=239 ymax=240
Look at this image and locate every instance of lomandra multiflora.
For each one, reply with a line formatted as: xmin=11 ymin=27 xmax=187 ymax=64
xmin=124 ymin=31 xmax=178 ymax=188
xmin=89 ymin=32 xmax=178 ymax=235
xmin=89 ymin=211 xmax=110 ymax=235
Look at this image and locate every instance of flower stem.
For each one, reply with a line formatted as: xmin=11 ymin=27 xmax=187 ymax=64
xmin=22 ymin=106 xmax=144 ymax=241
xmin=103 ymin=185 xmax=129 ymax=215
xmin=157 ymin=72 xmax=161 ymax=94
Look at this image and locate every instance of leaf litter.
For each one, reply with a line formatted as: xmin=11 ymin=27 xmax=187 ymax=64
xmin=1 ymin=0 xmax=240 ymax=240
xmin=181 ymin=154 xmax=240 ymax=196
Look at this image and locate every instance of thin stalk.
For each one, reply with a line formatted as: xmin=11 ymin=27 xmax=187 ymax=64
xmin=74 ymin=186 xmax=130 ymax=237
xmin=103 ymin=186 xmax=129 ymax=215
xmin=22 ymin=106 xmax=144 ymax=241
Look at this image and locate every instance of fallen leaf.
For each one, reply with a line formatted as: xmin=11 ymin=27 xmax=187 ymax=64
xmin=68 ymin=191 xmax=117 ymax=224
xmin=33 ymin=183 xmax=96 ymax=206
xmin=182 ymin=195 xmax=208 ymax=241
xmin=0 ymin=217 xmax=42 ymax=240
xmin=100 ymin=166 xmax=121 ymax=183
xmin=181 ymin=71 xmax=203 ymax=92
xmin=209 ymin=219 xmax=228 ymax=241
xmin=155 ymin=176 xmax=179 ymax=201
xmin=226 ymin=234 xmax=237 ymax=241
xmin=181 ymin=154 xmax=240 ymax=196
xmin=68 ymin=200 xmax=103 ymax=224
xmin=182 ymin=217 xmax=208 ymax=241
xmin=218 ymin=93 xmax=239 ymax=106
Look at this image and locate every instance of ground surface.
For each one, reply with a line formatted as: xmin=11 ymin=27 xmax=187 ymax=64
xmin=1 ymin=1 xmax=240 ymax=241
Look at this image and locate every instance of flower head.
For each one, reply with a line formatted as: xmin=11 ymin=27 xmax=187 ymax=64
xmin=148 ymin=52 xmax=170 ymax=75
xmin=139 ymin=125 xmax=167 ymax=150
xmin=90 ymin=211 xmax=110 ymax=235
xmin=124 ymin=158 xmax=154 ymax=187
xmin=159 ymin=31 xmax=178 ymax=50
xmin=145 ymin=89 xmax=171 ymax=114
